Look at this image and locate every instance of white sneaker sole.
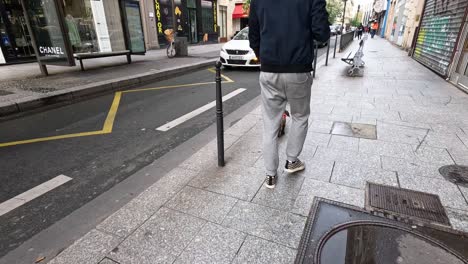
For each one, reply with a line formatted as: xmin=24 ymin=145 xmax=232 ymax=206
xmin=284 ymin=165 xmax=305 ymax=173
xmin=265 ymin=183 xmax=276 ymax=189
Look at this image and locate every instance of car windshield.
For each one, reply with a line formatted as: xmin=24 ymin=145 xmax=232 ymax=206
xmin=233 ymin=28 xmax=249 ymax=40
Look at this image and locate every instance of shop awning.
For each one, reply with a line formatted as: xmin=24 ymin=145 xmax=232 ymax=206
xmin=232 ymin=4 xmax=248 ymax=19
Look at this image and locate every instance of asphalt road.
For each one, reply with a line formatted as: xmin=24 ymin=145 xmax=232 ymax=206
xmin=0 ymin=39 xmax=336 ymax=258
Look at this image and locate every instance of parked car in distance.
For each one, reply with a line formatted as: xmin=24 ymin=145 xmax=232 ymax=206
xmin=220 ymin=27 xmax=260 ymax=68
xmin=330 ymin=26 xmax=337 ymax=35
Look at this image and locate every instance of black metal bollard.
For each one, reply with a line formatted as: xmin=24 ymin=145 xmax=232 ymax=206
xmin=333 ymin=34 xmax=338 ymax=58
xmin=215 ymin=61 xmax=225 ymax=167
xmin=325 ymin=38 xmax=330 ymax=66
xmin=313 ymin=42 xmax=318 ymax=78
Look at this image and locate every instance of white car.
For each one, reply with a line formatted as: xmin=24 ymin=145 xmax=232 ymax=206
xmin=220 ymin=27 xmax=260 ymax=68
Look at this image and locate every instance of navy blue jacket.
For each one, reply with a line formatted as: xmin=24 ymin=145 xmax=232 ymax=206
xmin=249 ymin=0 xmax=330 ymax=73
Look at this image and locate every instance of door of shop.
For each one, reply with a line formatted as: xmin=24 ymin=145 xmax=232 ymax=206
xmin=450 ymin=22 xmax=468 ymax=90
xmin=0 ymin=0 xmax=34 ymax=64
xmin=188 ymin=8 xmax=197 ymax=43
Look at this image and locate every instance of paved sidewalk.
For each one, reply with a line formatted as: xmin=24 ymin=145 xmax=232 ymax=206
xmin=46 ymin=37 xmax=468 ymax=264
xmin=0 ymin=44 xmax=222 ymax=113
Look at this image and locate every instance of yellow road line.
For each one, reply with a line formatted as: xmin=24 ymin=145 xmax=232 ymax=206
xmin=102 ymin=92 xmax=122 ymax=133
xmin=123 ymin=81 xmax=217 ymax=94
xmin=207 ymin=68 xmax=234 ymax=83
xmin=0 ymin=68 xmax=235 ymax=148
xmin=0 ymin=130 xmax=106 ymax=148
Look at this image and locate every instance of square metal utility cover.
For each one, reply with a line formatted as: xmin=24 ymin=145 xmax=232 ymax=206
xmin=366 ymin=183 xmax=450 ymax=226
xmin=331 ymin=122 xmax=377 ymax=139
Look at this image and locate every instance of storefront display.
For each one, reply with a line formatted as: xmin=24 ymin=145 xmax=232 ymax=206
xmin=0 ymin=0 xmax=35 ymax=64
xmin=22 ymin=0 xmax=74 ymax=66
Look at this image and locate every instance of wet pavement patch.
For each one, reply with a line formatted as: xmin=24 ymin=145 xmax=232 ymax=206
xmin=366 ymin=183 xmax=450 ymax=226
xmin=295 ymin=198 xmax=468 ymax=264
xmin=439 ymin=165 xmax=468 ymax=188
xmin=331 ymin=122 xmax=377 ymax=139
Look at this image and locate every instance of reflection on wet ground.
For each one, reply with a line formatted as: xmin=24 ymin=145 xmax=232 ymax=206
xmin=296 ymin=199 xmax=468 ymax=264
xmin=320 ymin=225 xmax=464 ymax=264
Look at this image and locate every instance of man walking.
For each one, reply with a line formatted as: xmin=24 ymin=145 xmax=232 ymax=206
xmin=249 ymin=0 xmax=330 ymax=188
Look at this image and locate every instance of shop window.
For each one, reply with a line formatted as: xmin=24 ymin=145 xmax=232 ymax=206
xmin=63 ymin=0 xmax=125 ymax=53
xmin=0 ymin=0 xmax=34 ymax=62
xmin=201 ymin=0 xmax=214 ymax=33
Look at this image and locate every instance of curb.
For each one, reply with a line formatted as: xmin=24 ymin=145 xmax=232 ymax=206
xmin=0 ymin=58 xmax=218 ymax=118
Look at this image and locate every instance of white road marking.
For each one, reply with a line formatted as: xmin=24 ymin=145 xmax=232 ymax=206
xmin=0 ymin=175 xmax=72 ymax=217
xmin=157 ymin=88 xmax=247 ymax=131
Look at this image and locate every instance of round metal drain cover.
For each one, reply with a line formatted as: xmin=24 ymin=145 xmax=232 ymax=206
xmin=319 ymin=224 xmax=465 ymax=264
xmin=439 ymin=165 xmax=468 ymax=187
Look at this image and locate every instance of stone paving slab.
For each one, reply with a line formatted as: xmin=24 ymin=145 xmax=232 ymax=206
xmin=331 ymin=162 xmax=399 ymax=189
xmin=189 ymin=164 xmax=266 ymax=201
xmin=96 ymin=167 xmax=199 ymax=238
xmin=108 ymin=207 xmax=206 ymax=264
xmin=293 ymin=179 xmax=366 ymax=217
xmin=165 ymin=186 xmax=238 ymax=224
xmin=232 ymin=236 xmax=297 ymax=264
xmin=48 ymin=229 xmax=121 ymax=264
xmin=222 ymin=201 xmax=306 ymax=248
xmin=174 ymin=223 xmax=246 ymax=264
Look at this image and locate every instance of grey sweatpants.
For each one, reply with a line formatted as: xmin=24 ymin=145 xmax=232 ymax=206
xmin=260 ymin=72 xmax=312 ymax=176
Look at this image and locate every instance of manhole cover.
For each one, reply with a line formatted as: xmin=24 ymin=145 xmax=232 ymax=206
xmin=439 ymin=165 xmax=468 ymax=187
xmin=331 ymin=122 xmax=377 ymax=139
xmin=366 ymin=183 xmax=450 ymax=225
xmin=295 ymin=199 xmax=468 ymax=264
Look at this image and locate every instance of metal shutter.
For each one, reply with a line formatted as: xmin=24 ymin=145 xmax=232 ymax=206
xmin=413 ymin=0 xmax=468 ymax=76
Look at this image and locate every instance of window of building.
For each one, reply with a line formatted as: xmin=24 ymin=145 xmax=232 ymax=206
xmin=63 ymin=0 xmax=125 ymax=53
xmin=220 ymin=5 xmax=227 ymax=38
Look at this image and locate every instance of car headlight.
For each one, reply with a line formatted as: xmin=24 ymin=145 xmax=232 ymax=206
xmin=221 ymin=48 xmax=227 ymax=53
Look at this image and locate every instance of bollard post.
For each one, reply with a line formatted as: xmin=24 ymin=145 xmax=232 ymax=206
xmin=333 ymin=34 xmax=338 ymax=58
xmin=215 ymin=61 xmax=225 ymax=167
xmin=313 ymin=42 xmax=318 ymax=78
xmin=325 ymin=38 xmax=330 ymax=66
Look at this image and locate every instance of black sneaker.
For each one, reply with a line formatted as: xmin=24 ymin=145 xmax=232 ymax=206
xmin=285 ymin=159 xmax=305 ymax=173
xmin=265 ymin=175 xmax=277 ymax=189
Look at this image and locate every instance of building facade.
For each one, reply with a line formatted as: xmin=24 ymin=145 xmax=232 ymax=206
xmin=384 ymin=0 xmax=424 ymax=49
xmin=216 ymin=0 xmax=246 ymax=42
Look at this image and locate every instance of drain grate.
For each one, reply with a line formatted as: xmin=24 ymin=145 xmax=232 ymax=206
xmin=366 ymin=183 xmax=450 ymax=226
xmin=439 ymin=165 xmax=468 ymax=187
